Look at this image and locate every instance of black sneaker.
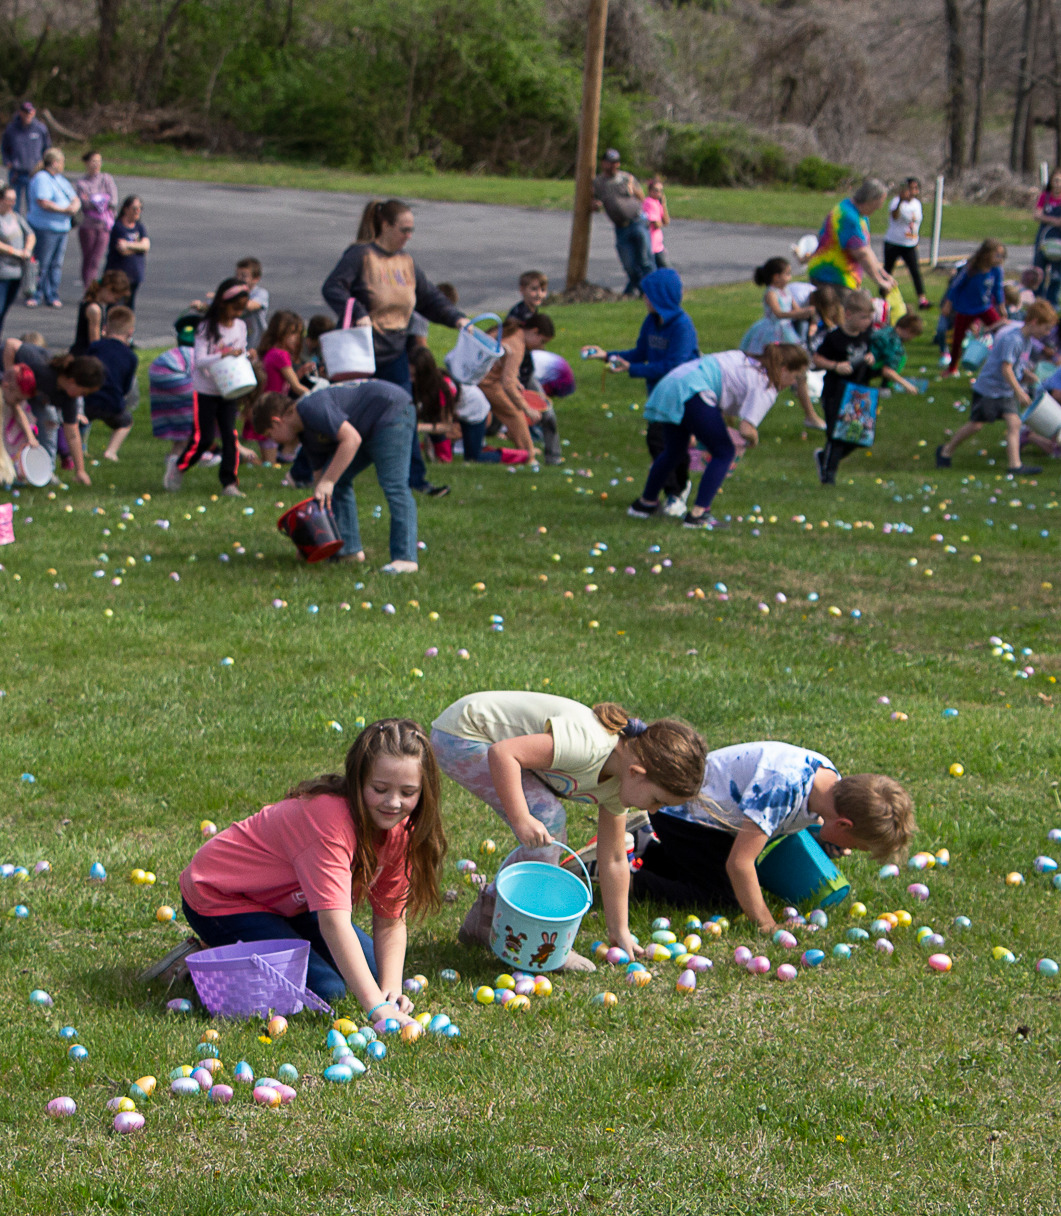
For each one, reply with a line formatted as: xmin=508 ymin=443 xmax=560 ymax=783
xmin=814 ymin=448 xmax=826 ymax=483
xmin=935 ymin=445 xmax=952 ymax=469
xmin=417 ymin=482 xmax=450 ymax=497
xmin=627 ymin=497 xmax=658 ymax=519
xmin=683 ymin=511 xmax=729 ymax=530
xmin=1008 ymin=464 xmax=1042 ymax=476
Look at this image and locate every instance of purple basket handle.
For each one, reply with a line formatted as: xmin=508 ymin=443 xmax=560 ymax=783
xmin=250 ymin=953 xmax=335 ymax=1017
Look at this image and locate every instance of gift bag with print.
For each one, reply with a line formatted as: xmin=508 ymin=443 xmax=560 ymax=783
xmin=832 ymin=382 xmax=878 ymax=447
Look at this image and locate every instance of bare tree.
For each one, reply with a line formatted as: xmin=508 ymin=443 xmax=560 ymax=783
xmin=970 ymin=0 xmax=989 ymax=165
xmin=942 ymin=0 xmax=966 ymax=175
xmin=94 ymin=0 xmax=123 ymax=98
xmin=1010 ymin=0 xmax=1041 ymax=172
xmin=136 ymin=0 xmax=192 ymax=107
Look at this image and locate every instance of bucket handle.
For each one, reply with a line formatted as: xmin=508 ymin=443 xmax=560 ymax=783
xmin=497 ymin=840 xmax=593 ymax=906
xmin=466 ymin=313 xmax=504 ymax=352
xmin=249 ymin=953 xmax=335 ymax=1017
xmin=341 ymin=297 xmax=355 ymax=330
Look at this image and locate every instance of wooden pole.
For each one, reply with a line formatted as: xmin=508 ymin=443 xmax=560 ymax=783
xmin=565 ymin=0 xmax=609 ymax=291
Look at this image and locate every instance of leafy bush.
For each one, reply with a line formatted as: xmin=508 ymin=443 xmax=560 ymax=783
xmin=794 ymin=156 xmax=852 ymax=192
xmin=654 ymin=122 xmax=789 ymax=187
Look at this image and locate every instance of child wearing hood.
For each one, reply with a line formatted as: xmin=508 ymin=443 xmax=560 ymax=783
xmin=584 ymin=268 xmax=700 ymax=514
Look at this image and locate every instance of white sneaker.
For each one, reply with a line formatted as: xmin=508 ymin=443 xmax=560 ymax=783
xmin=201 ymin=452 xmax=222 ymax=467
xmin=222 ymin=484 xmax=246 ymax=498
xmin=662 ymin=486 xmax=690 ymax=517
xmin=163 ymin=456 xmax=182 ymax=492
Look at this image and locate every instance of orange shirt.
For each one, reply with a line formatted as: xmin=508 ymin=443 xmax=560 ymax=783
xmin=179 ymin=794 xmax=410 ymax=920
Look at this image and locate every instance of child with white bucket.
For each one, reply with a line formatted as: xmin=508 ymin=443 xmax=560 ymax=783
xmin=431 ymin=692 xmax=705 ymax=971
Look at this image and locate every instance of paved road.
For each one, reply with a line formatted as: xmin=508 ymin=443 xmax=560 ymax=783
xmin=16 ymin=175 xmax=1029 ymax=349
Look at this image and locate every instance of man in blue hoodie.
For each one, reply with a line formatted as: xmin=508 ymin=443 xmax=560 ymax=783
xmin=599 ymin=268 xmax=700 ymax=515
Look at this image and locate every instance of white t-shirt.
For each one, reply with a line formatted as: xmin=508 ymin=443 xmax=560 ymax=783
xmin=455 ymin=383 xmax=490 ymax=424
xmin=657 ymin=741 xmax=838 ymax=839
xmin=885 ymin=197 xmax=923 ymax=248
xmin=711 ymin=350 xmax=779 ymax=427
xmin=432 ymin=692 xmax=624 ymax=815
xmin=788 ymin=282 xmax=815 ymax=307
xmin=192 ymin=319 xmax=248 ymax=395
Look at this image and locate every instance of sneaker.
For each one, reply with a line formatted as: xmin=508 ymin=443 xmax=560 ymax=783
xmin=919 ymin=297 xmax=933 ymax=310
xmin=814 ymin=448 xmax=826 ymax=483
xmin=222 ymin=484 xmax=246 ymax=497
xmin=1008 ymin=464 xmax=1043 ymax=476
xmin=163 ymin=455 xmax=183 ymax=492
xmin=935 ymin=445 xmax=952 ymax=469
xmin=414 ymin=482 xmax=450 ymax=497
xmin=662 ymin=485 xmax=691 ymax=517
xmin=201 ymin=452 xmax=222 ymax=467
xmin=627 ymin=497 xmax=658 ymax=519
xmin=138 ymin=936 xmax=203 ymax=984
xmin=683 ymin=511 xmax=729 ymax=530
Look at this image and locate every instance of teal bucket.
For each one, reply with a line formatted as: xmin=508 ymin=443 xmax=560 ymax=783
xmin=489 ymin=844 xmax=593 ymax=972
xmin=755 ymin=829 xmax=851 ymax=909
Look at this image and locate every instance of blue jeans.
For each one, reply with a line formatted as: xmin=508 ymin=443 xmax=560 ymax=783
xmin=31 ymin=227 xmax=69 ymax=305
xmin=1034 ymin=229 xmax=1061 ymax=306
xmin=615 ymin=217 xmax=654 ymax=296
xmin=0 ymin=277 xmax=20 ymax=335
xmin=331 ymin=401 xmax=418 ymax=561
xmin=374 ymin=351 xmax=428 ymax=489
xmin=8 ymin=170 xmax=30 ymax=214
xmin=642 ymin=393 xmax=735 ymax=512
xmin=181 ymin=898 xmax=377 ymax=1006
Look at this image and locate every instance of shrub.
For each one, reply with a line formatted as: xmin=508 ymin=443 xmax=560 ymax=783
xmin=794 ymin=156 xmax=852 ymax=192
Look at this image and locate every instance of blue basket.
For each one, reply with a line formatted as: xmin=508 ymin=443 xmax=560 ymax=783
xmin=489 ymin=844 xmax=593 ymax=972
xmin=755 ymin=829 xmax=850 ymax=909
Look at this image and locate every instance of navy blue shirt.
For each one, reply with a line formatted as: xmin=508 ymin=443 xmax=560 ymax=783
xmin=105 ymin=220 xmax=147 ymax=285
xmin=84 ymin=338 xmax=138 ymax=416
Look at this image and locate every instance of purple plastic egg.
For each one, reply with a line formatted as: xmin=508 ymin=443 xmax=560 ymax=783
xmin=686 ymin=955 xmax=712 ymax=972
xmin=46 ymin=1096 xmax=76 ymax=1118
xmin=513 ymin=978 xmax=535 ymax=996
xmin=907 ymin=882 xmax=930 ymax=901
xmin=875 ymin=938 xmax=895 ymax=956
xmin=209 ymin=1084 xmax=233 ymax=1104
xmin=113 ymin=1111 xmax=145 ymax=1134
xmin=733 ymin=946 xmax=753 ymax=966
xmin=776 ymin=963 xmax=798 ymax=982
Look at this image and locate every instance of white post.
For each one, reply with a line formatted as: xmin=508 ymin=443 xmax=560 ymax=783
xmin=930 ymin=174 xmax=945 ymax=269
xmin=1041 ymin=161 xmax=1050 ymax=188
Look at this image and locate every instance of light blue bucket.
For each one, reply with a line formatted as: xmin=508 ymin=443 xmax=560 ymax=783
xmin=755 ymin=828 xmax=851 ymax=909
xmin=489 ymin=843 xmax=593 ymax=972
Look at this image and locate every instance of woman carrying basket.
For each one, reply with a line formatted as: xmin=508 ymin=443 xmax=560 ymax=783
xmin=322 ymin=197 xmax=470 ymax=498
xmin=174 ymin=720 xmax=446 ymax=1024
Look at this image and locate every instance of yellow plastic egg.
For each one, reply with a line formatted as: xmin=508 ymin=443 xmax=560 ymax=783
xmin=115 ymin=1097 xmax=136 ymax=1112
xmin=480 ymin=839 xmax=497 ymax=855
xmin=683 ymin=934 xmax=702 ymax=952
xmin=880 ymin=913 xmax=899 ymax=929
xmin=949 ymin=763 xmax=964 ymax=778
xmin=401 ymin=1022 xmax=423 ymax=1042
xmin=704 ymin=921 xmax=723 ymax=938
xmin=1006 ymin=871 xmax=1024 ymax=886
xmin=143 ymin=872 xmax=157 ymax=885
xmin=533 ymin=976 xmax=553 ymax=996
xmin=506 ymin=994 xmax=531 ymax=1012
xmin=155 ymin=905 xmax=176 ymax=923
xmin=134 ymin=1076 xmax=156 ymax=1097
xmin=200 ymin=820 xmax=218 ymax=837
xmin=415 ymin=1012 xmax=432 ymax=1027
xmin=475 ymin=986 xmax=494 ymax=1005
xmin=332 ymin=1018 xmax=356 ymax=1036
xmin=495 ymin=973 xmax=515 ymax=990
xmin=412 ymin=974 xmax=428 ymax=989
xmin=200 ymin=1028 xmax=221 ymax=1044
xmin=894 ymin=910 xmax=912 ymax=927
xmin=849 ymin=902 xmax=867 ymax=919
xmin=130 ymin=869 xmax=147 ymax=884
xmin=992 ymin=946 xmax=1015 ymax=961
xmin=594 ymin=942 xmax=610 ymax=959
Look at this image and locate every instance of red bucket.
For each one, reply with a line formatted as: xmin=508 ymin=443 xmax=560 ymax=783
xmin=277 ymin=498 xmax=344 ymax=562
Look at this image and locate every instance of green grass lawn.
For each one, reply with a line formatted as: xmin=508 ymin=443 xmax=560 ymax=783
xmin=84 ymin=137 xmax=1039 ymax=246
xmin=2 ymin=282 xmax=1060 ymax=1214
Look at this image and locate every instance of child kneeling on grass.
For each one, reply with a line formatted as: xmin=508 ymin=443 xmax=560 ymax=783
xmin=430 ymin=692 xmax=706 ymax=971
xmin=935 ymin=299 xmax=1058 ymax=477
xmin=629 ymin=741 xmax=915 ymax=935
xmin=176 ymin=720 xmax=445 ymax=1024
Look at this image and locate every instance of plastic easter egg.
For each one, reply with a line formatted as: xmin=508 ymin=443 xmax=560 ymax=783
xmin=143 ymin=872 xmax=156 ymax=885
xmin=832 ymin=943 xmax=852 ymax=960
xmin=928 ymin=953 xmax=952 ymax=972
xmin=590 ymin=992 xmax=618 ymax=1007
xmin=934 ymin=849 xmax=950 ymax=867
xmin=513 ymin=978 xmax=535 ymax=997
xmin=894 ymin=910 xmax=912 ymax=927
xmin=808 ymin=909 xmax=829 ymax=928
xmin=455 ymin=859 xmax=476 ymax=875
xmin=664 ymin=942 xmax=685 ymax=959
xmin=747 ymin=956 xmax=771 ymax=975
xmin=880 ymin=913 xmax=899 ymax=928
xmin=232 ymin=1062 xmax=254 ymax=1084
xmin=267 ymin=1015 xmax=288 ymax=1038
xmin=444 ymin=1024 xmax=461 ymax=1038
xmin=47 ymin=1096 xmax=76 ymax=1118
xmin=401 ymin=1022 xmax=424 ymax=1043
xmin=676 ymin=969 xmax=697 ymax=993
xmin=403 ymin=977 xmax=422 ymax=995
xmin=713 ymin=917 xmax=730 ymax=931
xmin=733 ymin=946 xmax=753 ymax=967
xmin=494 ymin=973 xmax=515 ymax=990
xmin=440 ymin=968 xmax=461 ymax=985
xmin=274 ymin=1084 xmax=297 ymax=1105
xmin=358 ymin=1026 xmax=377 ymax=1043
xmin=494 ymin=989 xmax=513 ymax=1005
xmin=907 ymin=883 xmax=930 ymax=901
xmin=475 ymin=985 xmax=495 ymax=1005
xmin=332 ymin=1019 xmax=356 ymax=1037
xmin=197 ymin=1028 xmax=220 ymax=1045
xmin=375 ymin=1018 xmax=400 ymax=1035
xmin=200 ymin=820 xmax=218 ymax=837
xmin=428 ymin=1014 xmax=452 ymax=1034
xmin=191 ymin=1068 xmax=213 ymax=1091
xmin=167 ymin=998 xmax=193 ymax=1013
xmin=948 ymin=763 xmax=964 ymax=778
xmin=772 ymin=930 xmax=798 ymax=950
xmin=57 ymin=1025 xmax=78 ymax=1040
xmin=107 ymin=1097 xmax=136 ymax=1112
xmin=113 ymin=1111 xmax=145 ymax=1134
xmin=703 ymin=921 xmax=723 ymax=939
xmin=1054 ymin=874 xmax=1061 ymax=891
xmin=684 ymin=916 xmax=702 ymax=932
xmin=845 ymin=927 xmax=869 ymax=943
xmin=685 ymin=956 xmax=711 ymax=974
xmin=252 ymin=1085 xmax=281 ymax=1108
xmin=367 ymin=1041 xmax=387 ymax=1060
xmin=605 ymin=946 xmax=629 ymax=965
xmin=915 ymin=926 xmax=933 ymax=943
xmin=171 ymin=1077 xmax=201 ymax=1096
xmin=35 ymin=861 xmax=51 ymax=874
xmin=801 ymin=949 xmax=825 ymax=968
xmin=592 ymin=941 xmax=609 ymax=959
xmin=875 ymin=938 xmax=894 ymax=956
xmin=926 ymin=933 xmax=946 ymax=949
xmin=169 ymin=1066 xmax=192 ymax=1080
xmin=345 ymin=1033 xmax=367 ymax=1053
xmin=870 ymin=919 xmax=892 ymax=937
xmin=645 ymin=944 xmax=671 ymax=963
xmin=29 ymin=989 xmax=53 ymax=1008
xmin=849 ymin=902 xmax=868 ymax=919
xmin=627 ymin=968 xmax=653 ymax=987
xmin=1049 ymin=828 xmax=1061 ymax=844
xmin=506 ymin=994 xmax=531 ymax=1013
xmin=1034 ymin=856 xmax=1058 ymax=875
xmin=209 ymin=1084 xmax=233 ymax=1104
xmin=1036 ymin=958 xmax=1059 ymax=977
xmin=66 ymin=1044 xmax=87 ymax=1062
xmin=776 ymin=963 xmax=798 ymax=982
xmin=952 ymin=915 xmax=971 ymax=929
xmin=326 ymin=1028 xmax=346 ymax=1049
xmin=153 ymin=905 xmax=176 ymax=924
xmin=533 ymin=976 xmax=553 ymax=996
xmin=992 ymin=947 xmax=1016 ymax=964
xmin=1006 ymin=871 xmax=1025 ymax=886
xmin=651 ymin=916 xmax=671 ymax=931
xmin=878 ymin=864 xmax=900 ymax=879
xmin=130 ymin=868 xmax=147 ymax=885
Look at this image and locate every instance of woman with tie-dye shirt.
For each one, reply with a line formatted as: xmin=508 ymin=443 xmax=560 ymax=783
xmin=806 ymin=178 xmax=895 ymax=297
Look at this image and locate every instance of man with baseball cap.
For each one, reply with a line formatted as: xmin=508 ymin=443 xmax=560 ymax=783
xmin=592 ymin=149 xmax=654 ymax=297
xmin=2 ymin=102 xmax=51 ymax=213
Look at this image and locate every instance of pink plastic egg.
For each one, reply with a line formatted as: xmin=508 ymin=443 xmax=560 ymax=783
xmin=46 ymin=1096 xmax=76 ymax=1118
xmin=191 ymin=1068 xmax=213 ymax=1092
xmin=274 ymin=1083 xmax=297 ymax=1105
xmin=907 ymin=882 xmax=930 ymax=901
xmin=747 ymin=955 xmax=771 ymax=975
xmin=875 ymin=938 xmax=895 ymax=955
xmin=733 ymin=946 xmax=753 ymax=966
xmin=113 ymin=1111 xmax=145 ymax=1134
xmin=604 ymin=946 xmax=629 ymax=965
xmin=253 ymin=1085 xmax=281 ymax=1108
xmin=928 ymin=953 xmax=952 ymax=972
xmin=209 ymin=1084 xmax=233 ymax=1104
xmin=685 ymin=954 xmax=712 ymax=972
xmin=774 ymin=930 xmax=798 ymax=950
xmin=776 ymin=963 xmax=798 ymax=982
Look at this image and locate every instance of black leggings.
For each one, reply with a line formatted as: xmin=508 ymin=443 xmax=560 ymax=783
xmin=177 ymin=392 xmax=240 ymax=487
xmin=883 ymin=242 xmax=926 ymax=298
xmin=630 ymin=812 xmax=740 ymax=911
xmin=819 ymin=388 xmax=862 ymax=482
xmin=646 ymin=420 xmax=689 ymax=498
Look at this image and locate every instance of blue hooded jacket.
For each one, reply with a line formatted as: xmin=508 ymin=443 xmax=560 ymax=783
xmin=608 ymin=268 xmax=699 ymax=394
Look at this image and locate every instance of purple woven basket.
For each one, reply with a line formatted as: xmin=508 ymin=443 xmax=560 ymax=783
xmin=186 ymin=939 xmax=334 ymax=1019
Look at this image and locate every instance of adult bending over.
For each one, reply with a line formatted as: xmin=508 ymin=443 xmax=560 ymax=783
xmin=252 ymin=381 xmax=420 ymax=574
xmin=806 ymin=178 xmax=895 ymax=298
xmin=322 ymin=197 xmax=469 ymax=498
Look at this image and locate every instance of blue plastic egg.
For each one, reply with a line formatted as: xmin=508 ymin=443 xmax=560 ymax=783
xmin=651 ymin=917 xmax=671 ymax=931
xmin=1053 ymin=874 xmax=1061 ymax=891
xmin=953 ymin=915 xmax=972 ymax=929
xmin=440 ymin=968 xmax=461 ymax=983
xmin=845 ymin=927 xmax=869 ymax=943
xmin=198 ymin=1042 xmax=219 ymax=1058
xmin=1037 ymin=958 xmax=1059 ymax=977
xmin=29 ymin=989 xmax=53 ymax=1007
xmin=278 ymin=1063 xmax=299 ymax=1083
xmin=359 ymin=1026 xmax=378 ymax=1043
xmin=625 ymin=961 xmax=646 ymax=974
xmin=89 ymin=862 xmax=107 ymax=881
xmin=832 ymin=943 xmax=852 ymax=959
xmin=326 ymin=1028 xmax=346 ymax=1049
xmin=68 ymin=1045 xmax=88 ymax=1062
xmin=428 ymin=1014 xmax=451 ymax=1034
xmin=808 ymin=910 xmax=828 ymax=928
xmin=801 ymin=950 xmax=825 ymax=968
xmin=233 ymin=1062 xmax=254 ymax=1083
xmin=332 ymin=1045 xmax=354 ymax=1062
xmin=323 ymin=1064 xmax=353 ymax=1084
xmin=346 ymin=1032 xmax=367 ymax=1052
xmin=443 ymin=1024 xmax=461 ymax=1038
xmin=58 ymin=1026 xmax=78 ymax=1040
xmin=367 ymin=1041 xmax=387 ymax=1060
xmin=1034 ymin=856 xmax=1058 ymax=875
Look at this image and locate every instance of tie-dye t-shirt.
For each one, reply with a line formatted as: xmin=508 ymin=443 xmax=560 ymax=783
xmin=806 ymin=199 xmax=870 ymax=290
xmin=657 ymin=741 xmax=837 ymax=838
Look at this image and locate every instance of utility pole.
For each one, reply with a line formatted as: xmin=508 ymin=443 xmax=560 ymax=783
xmin=565 ymin=0 xmax=609 ymax=291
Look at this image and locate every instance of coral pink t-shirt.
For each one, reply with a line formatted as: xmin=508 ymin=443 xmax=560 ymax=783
xmin=262 ymin=346 xmax=294 ymax=394
xmin=178 ymin=794 xmax=410 ymax=920
xmin=642 ymin=196 xmax=665 ymax=254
